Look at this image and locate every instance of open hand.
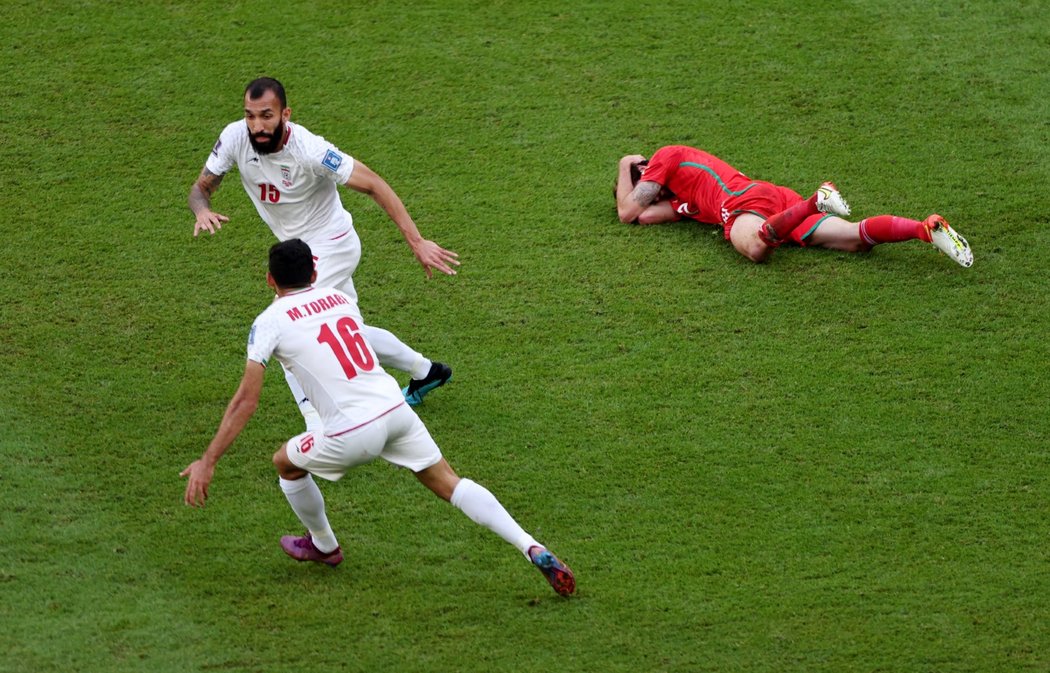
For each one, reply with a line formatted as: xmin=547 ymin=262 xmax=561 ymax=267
xmin=180 ymin=459 xmax=215 ymax=507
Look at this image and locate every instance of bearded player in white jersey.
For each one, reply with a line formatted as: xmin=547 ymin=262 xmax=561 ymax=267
xmin=180 ymin=239 xmax=575 ymax=596
xmin=188 ymin=77 xmax=457 ymax=430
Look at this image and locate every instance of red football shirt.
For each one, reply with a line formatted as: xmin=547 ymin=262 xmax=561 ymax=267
xmin=641 ymin=146 xmax=754 ymax=225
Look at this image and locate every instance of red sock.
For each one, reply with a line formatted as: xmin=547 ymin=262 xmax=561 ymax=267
xmin=858 ymin=215 xmax=931 ymax=245
xmin=758 ymin=193 xmax=818 ymax=246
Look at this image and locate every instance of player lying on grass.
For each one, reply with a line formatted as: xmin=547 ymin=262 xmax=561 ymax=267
xmin=180 ymin=239 xmax=575 ymax=597
xmin=615 ymin=145 xmax=973 ymax=267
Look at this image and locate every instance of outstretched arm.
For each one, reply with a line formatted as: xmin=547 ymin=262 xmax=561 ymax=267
xmin=188 ymin=167 xmax=230 ymax=237
xmin=345 ymin=160 xmax=460 ymax=278
xmin=180 ymin=361 xmax=265 ymax=507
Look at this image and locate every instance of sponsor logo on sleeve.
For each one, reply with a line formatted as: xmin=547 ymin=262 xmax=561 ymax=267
xmin=248 ymin=325 xmax=257 ymax=345
xmin=322 ymin=149 xmax=343 ymax=172
xmin=211 ymin=139 xmax=222 ymax=156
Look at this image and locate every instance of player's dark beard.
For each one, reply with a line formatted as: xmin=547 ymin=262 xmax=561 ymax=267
xmin=248 ymin=120 xmax=286 ymax=154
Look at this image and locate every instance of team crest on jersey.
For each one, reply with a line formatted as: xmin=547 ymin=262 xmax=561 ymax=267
xmin=280 ymin=165 xmax=293 ymax=187
xmin=322 ymin=149 xmax=343 ymax=172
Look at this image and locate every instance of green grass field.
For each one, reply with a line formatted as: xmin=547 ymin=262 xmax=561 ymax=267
xmin=2 ymin=1 xmax=1048 ymax=671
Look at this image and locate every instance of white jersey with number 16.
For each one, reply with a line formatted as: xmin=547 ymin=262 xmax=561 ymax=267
xmin=247 ymin=287 xmax=405 ymax=434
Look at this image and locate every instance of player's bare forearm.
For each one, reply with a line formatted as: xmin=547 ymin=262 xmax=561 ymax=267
xmin=346 ymin=163 xmax=415 ymax=238
xmin=374 ymin=182 xmax=422 ymax=245
xmin=188 ymin=183 xmax=210 ymax=215
xmin=180 ymin=363 xmax=264 ymax=507
xmin=616 ymin=155 xmax=653 ymax=223
xmin=189 ymin=167 xmax=224 ymax=214
xmin=636 ymin=200 xmax=681 ymax=226
xmin=384 ymin=202 xmax=461 ymax=278
xmin=346 ymin=162 xmax=459 ymax=276
xmin=615 ymin=163 xmax=636 ymax=220
xmin=618 ymin=180 xmax=660 ymax=224
xmin=202 ymin=391 xmax=258 ymax=464
xmin=189 ymin=167 xmax=229 ymax=236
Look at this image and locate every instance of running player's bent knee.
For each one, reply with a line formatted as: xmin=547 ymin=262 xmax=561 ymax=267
xmin=415 ymin=459 xmax=460 ymax=501
xmin=273 ymin=444 xmax=305 ymax=479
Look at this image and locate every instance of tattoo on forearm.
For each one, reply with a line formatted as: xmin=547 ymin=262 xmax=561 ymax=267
xmin=189 ymin=167 xmax=224 ymax=213
xmin=633 ymin=182 xmax=661 ymax=207
xmin=199 ymin=167 xmax=224 ymax=196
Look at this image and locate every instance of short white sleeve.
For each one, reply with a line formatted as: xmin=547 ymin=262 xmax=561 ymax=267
xmin=298 ymin=129 xmax=356 ymax=184
xmin=204 ymin=122 xmax=242 ymax=176
xmin=246 ymin=309 xmax=281 ymax=366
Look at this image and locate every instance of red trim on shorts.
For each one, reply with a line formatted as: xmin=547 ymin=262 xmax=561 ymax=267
xmin=325 ymin=401 xmax=406 ymax=438
xmin=329 ymin=229 xmax=351 ymax=241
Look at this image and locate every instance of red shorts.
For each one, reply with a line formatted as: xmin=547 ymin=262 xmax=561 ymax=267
xmin=720 ymin=182 xmax=827 ymax=246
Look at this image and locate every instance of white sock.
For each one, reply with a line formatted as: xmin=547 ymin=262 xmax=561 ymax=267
xmin=411 ymin=357 xmax=434 ymax=380
xmin=361 ymin=324 xmax=429 ymax=376
xmin=450 ymin=478 xmax=538 ymax=559
xmin=279 ymin=476 xmax=339 ymax=553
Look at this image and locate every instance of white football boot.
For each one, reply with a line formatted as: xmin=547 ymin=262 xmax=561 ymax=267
xmin=815 ymin=182 xmax=851 ymax=217
xmin=924 ymin=214 xmax=974 ymax=267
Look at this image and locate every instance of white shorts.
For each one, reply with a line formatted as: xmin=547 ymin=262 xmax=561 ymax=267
xmin=308 ymin=228 xmax=362 ymax=305
xmin=284 ymin=403 xmax=442 ymax=481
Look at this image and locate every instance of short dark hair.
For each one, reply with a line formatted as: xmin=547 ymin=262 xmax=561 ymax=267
xmin=612 ymin=159 xmax=651 ymax=200
xmin=269 ymin=239 xmax=313 ymax=288
xmin=629 ymin=159 xmax=649 ymax=187
xmin=245 ymin=77 xmax=287 ymax=108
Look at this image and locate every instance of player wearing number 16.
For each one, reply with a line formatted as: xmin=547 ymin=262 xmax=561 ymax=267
xmin=180 ymin=239 xmax=575 ymax=596
xmin=188 ymin=77 xmax=457 ymax=430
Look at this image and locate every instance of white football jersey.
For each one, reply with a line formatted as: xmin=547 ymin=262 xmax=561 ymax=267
xmin=247 ymin=287 xmax=405 ymax=433
xmin=206 ymin=121 xmax=356 ymax=242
